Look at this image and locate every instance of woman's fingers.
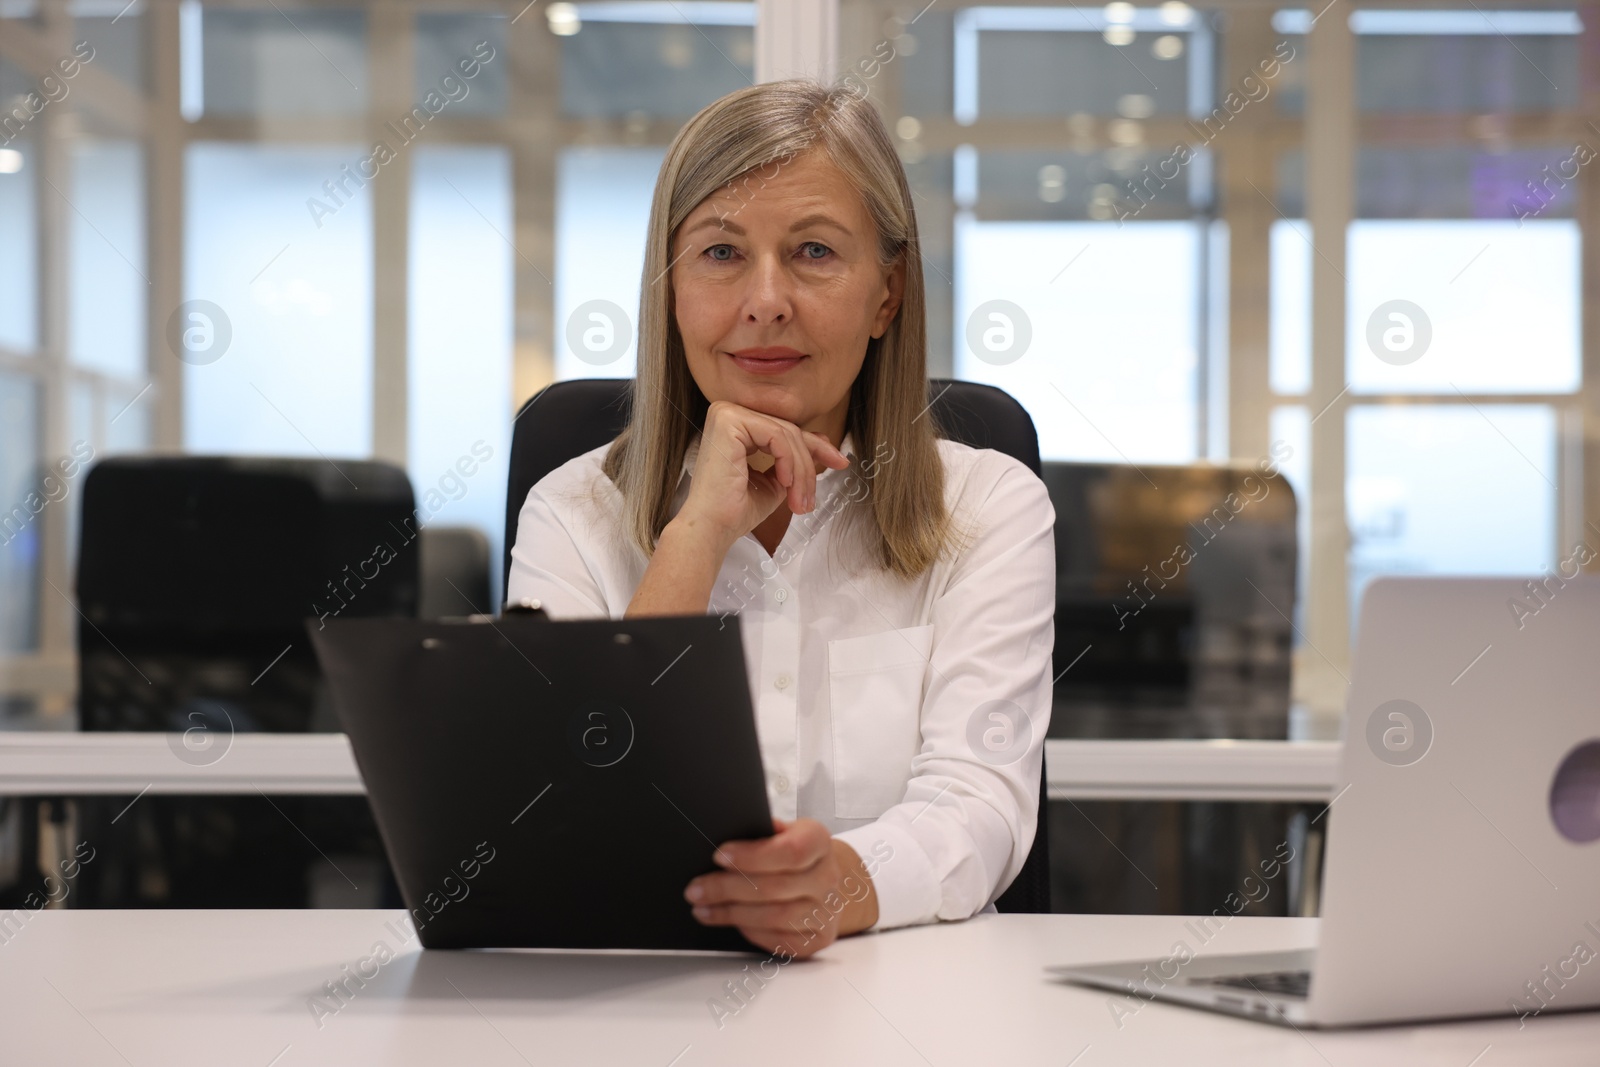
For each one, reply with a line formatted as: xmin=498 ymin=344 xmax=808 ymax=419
xmin=687 ymin=869 xmax=815 ymax=908
xmin=777 ymin=419 xmax=816 ymax=512
xmin=741 ymin=415 xmax=815 ymax=513
xmin=787 ymin=421 xmax=818 ymax=512
xmin=692 ymin=898 xmax=838 ymax=931
xmin=801 ymin=430 xmax=851 ymax=472
xmin=713 ymin=817 xmax=830 ymax=873
xmin=693 ymin=401 xmax=854 ymax=531
xmin=716 ymin=402 xmax=849 ymax=503
xmin=778 ymin=420 xmax=853 ymax=509
xmin=696 ymin=404 xmax=787 ymax=523
xmin=686 ymin=818 xmax=852 ymax=953
xmin=687 ymin=858 xmax=835 ymax=930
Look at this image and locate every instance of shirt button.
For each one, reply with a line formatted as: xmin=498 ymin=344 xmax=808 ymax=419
xmin=774 ymin=775 xmax=790 ymax=793
xmin=774 ymin=587 xmax=789 ymax=604
xmin=774 ymin=673 xmax=792 ymax=690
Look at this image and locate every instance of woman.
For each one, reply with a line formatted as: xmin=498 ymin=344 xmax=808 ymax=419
xmin=507 ymin=79 xmax=1054 ymax=958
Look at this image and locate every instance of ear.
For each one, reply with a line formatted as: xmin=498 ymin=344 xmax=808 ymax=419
xmin=869 ymin=255 xmax=906 ymax=339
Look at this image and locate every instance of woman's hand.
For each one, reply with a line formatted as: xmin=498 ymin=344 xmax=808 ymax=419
xmin=675 ymin=400 xmax=850 ymax=555
xmin=625 ymin=401 xmax=849 ymax=618
xmin=685 ymin=818 xmax=879 ymax=958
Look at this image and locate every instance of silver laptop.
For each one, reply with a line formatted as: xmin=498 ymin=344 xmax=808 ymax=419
xmin=1050 ymin=575 xmax=1600 ymax=1027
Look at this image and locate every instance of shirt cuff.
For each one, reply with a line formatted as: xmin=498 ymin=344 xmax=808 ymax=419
xmin=833 ymin=820 xmax=943 ymax=933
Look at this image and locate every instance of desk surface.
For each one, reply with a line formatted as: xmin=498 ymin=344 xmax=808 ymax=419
xmin=2 ymin=911 xmax=1591 ymax=1066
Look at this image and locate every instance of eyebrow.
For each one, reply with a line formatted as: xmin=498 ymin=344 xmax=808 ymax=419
xmin=681 ymin=214 xmax=742 ymax=238
xmin=787 ymin=212 xmax=852 ymax=235
xmin=681 ymin=212 xmax=853 ymax=239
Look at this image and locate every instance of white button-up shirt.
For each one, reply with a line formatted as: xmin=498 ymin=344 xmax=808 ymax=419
xmin=507 ymin=432 xmax=1055 ymax=931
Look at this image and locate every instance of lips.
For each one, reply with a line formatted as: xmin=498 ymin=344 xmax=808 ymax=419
xmin=728 ymin=347 xmax=806 ymax=375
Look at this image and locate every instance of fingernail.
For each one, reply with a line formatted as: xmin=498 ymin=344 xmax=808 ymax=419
xmin=693 ymin=906 xmax=712 ymax=922
xmin=713 ymin=849 xmax=732 ymax=867
xmin=686 ymin=883 xmax=703 ymax=902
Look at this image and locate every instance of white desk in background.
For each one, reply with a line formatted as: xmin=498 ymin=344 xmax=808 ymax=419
xmin=0 ymin=734 xmax=1342 ymax=802
xmin=2 ymin=910 xmax=1592 ymax=1066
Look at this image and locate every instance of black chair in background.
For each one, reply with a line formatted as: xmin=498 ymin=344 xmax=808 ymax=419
xmin=502 ymin=378 xmax=1053 ymax=914
xmin=1044 ymin=461 xmax=1298 ymax=741
xmin=418 ymin=525 xmax=492 ymax=619
xmin=73 ymin=457 xmax=418 ymax=907
xmin=1041 ymin=461 xmax=1310 ymax=917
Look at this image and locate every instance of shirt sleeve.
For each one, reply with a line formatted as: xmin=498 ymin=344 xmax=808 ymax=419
xmin=505 ymin=476 xmax=614 ymax=620
xmin=833 ymin=453 xmax=1055 ymax=931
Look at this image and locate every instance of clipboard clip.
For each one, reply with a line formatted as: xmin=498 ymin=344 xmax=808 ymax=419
xmin=501 ymin=597 xmax=549 ymax=620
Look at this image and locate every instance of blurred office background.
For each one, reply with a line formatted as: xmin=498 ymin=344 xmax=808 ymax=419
xmin=0 ymin=0 xmax=1595 ymax=914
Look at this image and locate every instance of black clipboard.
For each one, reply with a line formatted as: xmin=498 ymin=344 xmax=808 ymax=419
xmin=308 ymin=612 xmax=772 ymax=952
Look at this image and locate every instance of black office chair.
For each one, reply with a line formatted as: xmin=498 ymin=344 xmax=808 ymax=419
xmin=73 ymin=457 xmax=417 ymax=908
xmin=501 ymin=378 xmax=1053 ymax=914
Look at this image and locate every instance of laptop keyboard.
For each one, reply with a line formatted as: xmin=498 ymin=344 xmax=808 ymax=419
xmin=1204 ymin=969 xmax=1311 ymax=999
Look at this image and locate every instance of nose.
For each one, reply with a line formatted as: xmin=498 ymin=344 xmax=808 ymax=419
xmin=741 ymin=249 xmax=794 ymax=326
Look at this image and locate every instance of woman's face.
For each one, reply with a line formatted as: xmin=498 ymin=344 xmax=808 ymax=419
xmin=670 ymin=148 xmax=905 ymax=444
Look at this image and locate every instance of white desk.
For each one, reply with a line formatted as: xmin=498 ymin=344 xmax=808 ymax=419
xmin=2 ymin=910 xmax=1591 ymax=1065
xmin=0 ymin=734 xmax=1342 ymax=802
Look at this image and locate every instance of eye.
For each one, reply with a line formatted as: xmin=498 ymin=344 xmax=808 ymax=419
xmin=798 ymin=241 xmax=834 ymax=261
xmin=703 ymin=243 xmax=737 ymax=262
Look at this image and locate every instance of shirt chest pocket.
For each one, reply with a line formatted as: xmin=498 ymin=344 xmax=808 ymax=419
xmin=828 ymin=624 xmax=934 ymax=819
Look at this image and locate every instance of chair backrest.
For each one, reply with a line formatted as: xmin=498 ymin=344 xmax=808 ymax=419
xmin=502 ymin=378 xmax=1043 ymax=586
xmin=502 ymin=377 xmax=1052 ymax=913
xmin=1041 ymin=461 xmax=1298 ymax=741
xmin=78 ymin=455 xmax=417 ymax=732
